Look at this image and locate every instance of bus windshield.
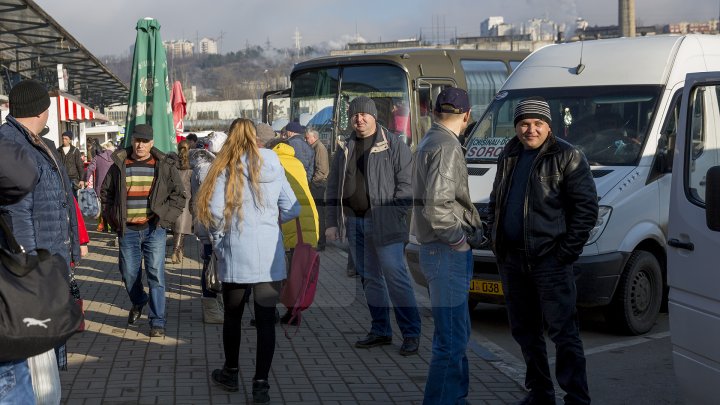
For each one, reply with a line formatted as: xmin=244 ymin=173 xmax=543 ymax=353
xmin=465 ymin=86 xmax=663 ymax=166
xmin=291 ymin=64 xmax=410 ymax=150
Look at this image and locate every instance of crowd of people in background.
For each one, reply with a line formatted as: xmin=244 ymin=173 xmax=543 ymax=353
xmin=0 ymin=78 xmax=598 ymax=405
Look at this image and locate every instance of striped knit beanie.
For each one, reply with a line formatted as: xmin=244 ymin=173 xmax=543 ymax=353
xmin=513 ymin=97 xmax=552 ymax=127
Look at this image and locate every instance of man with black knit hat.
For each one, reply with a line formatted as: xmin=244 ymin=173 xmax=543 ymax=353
xmin=326 ymin=96 xmax=421 ymax=356
xmin=58 ymin=130 xmax=85 ymax=197
xmin=488 ymin=97 xmax=598 ymax=405
xmin=0 ymin=80 xmax=81 ymax=403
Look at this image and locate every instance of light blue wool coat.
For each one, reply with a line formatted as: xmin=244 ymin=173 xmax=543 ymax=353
xmin=209 ymin=149 xmax=300 ymax=284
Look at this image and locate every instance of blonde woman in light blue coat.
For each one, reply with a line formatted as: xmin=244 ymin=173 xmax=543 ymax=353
xmin=196 ymin=118 xmax=299 ymax=403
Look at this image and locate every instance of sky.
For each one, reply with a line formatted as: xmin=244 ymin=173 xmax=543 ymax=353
xmin=36 ymin=0 xmax=720 ymax=57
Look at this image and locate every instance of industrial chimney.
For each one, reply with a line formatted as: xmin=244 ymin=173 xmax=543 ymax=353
xmin=619 ymin=0 xmax=636 ymax=37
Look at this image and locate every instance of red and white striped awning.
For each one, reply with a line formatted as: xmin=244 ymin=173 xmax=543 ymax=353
xmin=58 ymin=95 xmax=107 ymax=122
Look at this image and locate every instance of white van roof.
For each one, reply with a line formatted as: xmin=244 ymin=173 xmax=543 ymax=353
xmin=504 ymin=35 xmax=720 ymax=89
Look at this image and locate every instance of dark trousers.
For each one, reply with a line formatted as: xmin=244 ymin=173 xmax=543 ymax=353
xmin=311 ymin=184 xmax=326 ymax=247
xmin=222 ymin=281 xmax=280 ymax=381
xmin=499 ymin=251 xmax=590 ymax=405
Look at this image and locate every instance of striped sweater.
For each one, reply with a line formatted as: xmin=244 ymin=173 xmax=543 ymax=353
xmin=125 ymin=156 xmax=156 ymax=225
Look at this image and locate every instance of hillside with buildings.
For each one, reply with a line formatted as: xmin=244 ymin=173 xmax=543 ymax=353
xmin=102 ymin=44 xmax=330 ymax=102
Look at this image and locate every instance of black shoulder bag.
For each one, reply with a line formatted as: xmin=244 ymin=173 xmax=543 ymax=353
xmin=0 ymin=217 xmax=83 ymax=362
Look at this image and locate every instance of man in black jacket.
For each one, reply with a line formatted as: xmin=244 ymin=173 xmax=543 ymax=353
xmin=58 ymin=130 xmax=85 ymax=196
xmin=488 ymin=97 xmax=598 ymax=405
xmin=100 ymin=124 xmax=186 ymax=338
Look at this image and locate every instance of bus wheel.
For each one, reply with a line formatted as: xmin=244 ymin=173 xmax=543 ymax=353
xmin=605 ymin=251 xmax=663 ymax=335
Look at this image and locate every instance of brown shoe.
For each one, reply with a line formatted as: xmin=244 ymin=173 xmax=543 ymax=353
xmin=149 ymin=327 xmax=165 ymax=338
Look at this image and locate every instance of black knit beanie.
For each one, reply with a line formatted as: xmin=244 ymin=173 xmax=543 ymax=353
xmin=348 ymin=96 xmax=377 ymax=119
xmin=9 ymin=79 xmax=50 ymax=118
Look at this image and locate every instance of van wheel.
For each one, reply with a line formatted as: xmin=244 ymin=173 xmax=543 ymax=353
xmin=605 ymin=251 xmax=663 ymax=335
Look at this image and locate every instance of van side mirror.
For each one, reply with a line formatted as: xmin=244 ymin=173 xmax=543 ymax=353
xmin=707 ymin=166 xmax=720 ymax=231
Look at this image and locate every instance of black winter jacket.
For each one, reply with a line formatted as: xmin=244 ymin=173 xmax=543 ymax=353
xmin=100 ymin=147 xmax=186 ymax=236
xmin=58 ymin=144 xmax=84 ymax=185
xmin=487 ymin=135 xmax=598 ymax=265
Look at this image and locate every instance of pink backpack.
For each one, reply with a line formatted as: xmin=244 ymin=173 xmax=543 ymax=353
xmin=280 ymin=219 xmax=320 ymax=336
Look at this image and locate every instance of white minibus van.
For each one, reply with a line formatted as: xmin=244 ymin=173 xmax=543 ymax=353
xmin=406 ymin=35 xmax=720 ymax=335
xmin=667 ymin=71 xmax=720 ymax=405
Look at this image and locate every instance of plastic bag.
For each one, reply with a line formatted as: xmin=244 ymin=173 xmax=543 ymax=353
xmin=28 ymin=349 xmax=61 ymax=405
xmin=205 ymin=252 xmax=222 ymax=293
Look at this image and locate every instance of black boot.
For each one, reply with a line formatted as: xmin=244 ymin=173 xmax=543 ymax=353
xmin=211 ymin=366 xmax=238 ymax=392
xmin=252 ymin=379 xmax=270 ymax=403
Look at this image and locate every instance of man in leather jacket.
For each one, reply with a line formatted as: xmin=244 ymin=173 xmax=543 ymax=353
xmin=412 ymin=88 xmax=483 ymax=404
xmin=488 ymin=97 xmax=598 ymax=405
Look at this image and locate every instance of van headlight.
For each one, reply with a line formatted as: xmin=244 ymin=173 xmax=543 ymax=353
xmin=585 ymin=206 xmax=612 ymax=245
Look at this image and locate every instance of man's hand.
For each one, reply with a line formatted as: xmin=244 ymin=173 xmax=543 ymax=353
xmin=78 ymin=181 xmax=85 ymax=189
xmin=80 ymin=245 xmax=88 ymax=257
xmin=325 ymin=227 xmax=339 ymax=242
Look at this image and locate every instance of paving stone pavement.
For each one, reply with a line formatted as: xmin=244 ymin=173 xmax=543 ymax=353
xmin=60 ymin=228 xmax=526 ymax=404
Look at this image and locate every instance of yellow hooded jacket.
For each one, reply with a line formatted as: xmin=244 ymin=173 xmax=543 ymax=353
xmin=272 ymin=142 xmax=319 ymax=248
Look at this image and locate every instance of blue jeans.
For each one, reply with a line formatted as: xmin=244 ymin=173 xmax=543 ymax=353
xmin=419 ymin=243 xmax=472 ymax=405
xmin=499 ymin=251 xmax=590 ymax=405
xmin=346 ymin=215 xmax=421 ymax=338
xmin=0 ymin=360 xmax=35 ymax=405
xmin=118 ymin=223 xmax=167 ymax=328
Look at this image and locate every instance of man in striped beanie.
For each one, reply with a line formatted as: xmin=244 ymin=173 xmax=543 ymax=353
xmin=487 ymin=97 xmax=598 ymax=405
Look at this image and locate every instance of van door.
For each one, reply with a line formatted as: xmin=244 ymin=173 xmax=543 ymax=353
xmin=668 ymin=72 xmax=720 ymax=405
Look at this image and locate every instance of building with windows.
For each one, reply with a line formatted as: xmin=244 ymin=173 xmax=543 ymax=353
xmin=481 ymin=17 xmax=507 ymax=36
xmin=164 ymin=40 xmax=194 ymax=58
xmin=199 ymin=37 xmax=218 ymax=55
xmin=669 ymin=20 xmax=719 ymax=34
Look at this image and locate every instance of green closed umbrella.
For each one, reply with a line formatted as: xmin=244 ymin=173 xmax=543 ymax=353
xmin=124 ymin=18 xmax=175 ymax=153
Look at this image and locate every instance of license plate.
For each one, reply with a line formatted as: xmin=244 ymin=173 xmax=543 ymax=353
xmin=470 ymin=279 xmax=503 ymax=295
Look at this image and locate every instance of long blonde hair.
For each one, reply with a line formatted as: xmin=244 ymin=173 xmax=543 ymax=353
xmin=196 ymin=118 xmax=264 ymax=230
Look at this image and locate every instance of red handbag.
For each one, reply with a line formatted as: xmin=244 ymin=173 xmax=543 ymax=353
xmin=280 ymin=219 xmax=320 ymax=335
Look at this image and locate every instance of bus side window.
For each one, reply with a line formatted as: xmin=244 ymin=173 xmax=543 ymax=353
xmin=418 ymin=87 xmax=433 ymax=137
xmin=460 ymin=60 xmax=509 ymax=121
